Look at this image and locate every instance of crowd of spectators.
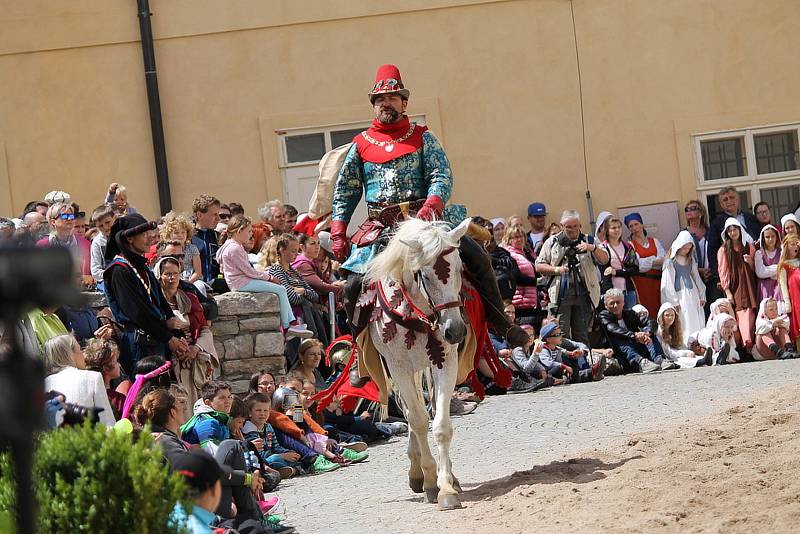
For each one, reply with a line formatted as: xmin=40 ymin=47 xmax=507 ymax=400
xmin=472 ymin=185 xmax=800 ymax=391
xmin=2 ymin=181 xmax=800 ymax=532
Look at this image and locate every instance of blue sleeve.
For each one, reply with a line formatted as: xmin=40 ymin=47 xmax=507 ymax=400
xmin=194 ymin=417 xmax=224 ymax=446
xmin=332 ymin=143 xmax=364 ymax=222
xmin=421 ymin=131 xmax=453 ymax=203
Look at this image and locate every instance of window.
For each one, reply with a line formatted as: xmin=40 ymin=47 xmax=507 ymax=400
xmin=694 ymin=122 xmax=800 ymax=224
xmin=759 ymin=184 xmax=800 ymax=223
xmin=754 ymin=131 xmax=798 ymax=175
xmin=700 ymin=138 xmax=747 ymax=180
xmin=285 ymin=133 xmax=326 ymax=164
xmin=330 ymin=128 xmax=363 ymax=149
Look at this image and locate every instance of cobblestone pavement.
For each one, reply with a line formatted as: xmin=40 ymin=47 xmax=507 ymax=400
xmin=278 ymin=360 xmax=800 ymax=534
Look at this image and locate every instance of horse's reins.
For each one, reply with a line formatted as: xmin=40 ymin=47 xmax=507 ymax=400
xmin=377 ymin=247 xmax=463 ymax=333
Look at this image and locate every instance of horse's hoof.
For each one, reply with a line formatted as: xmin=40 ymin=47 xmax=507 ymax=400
xmin=409 ymin=477 xmax=424 ymax=494
xmin=452 ymin=475 xmax=462 ymax=493
xmin=437 ymin=493 xmax=463 ymax=511
xmin=424 ymin=487 xmax=439 ymax=504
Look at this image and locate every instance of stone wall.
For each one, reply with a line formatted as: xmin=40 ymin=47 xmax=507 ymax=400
xmin=83 ymin=290 xmax=286 ymax=394
xmin=211 ymin=292 xmax=286 ymax=393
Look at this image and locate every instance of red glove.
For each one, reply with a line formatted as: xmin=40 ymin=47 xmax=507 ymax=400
xmin=330 ymin=220 xmax=350 ymax=262
xmin=415 ymin=195 xmax=444 ymax=221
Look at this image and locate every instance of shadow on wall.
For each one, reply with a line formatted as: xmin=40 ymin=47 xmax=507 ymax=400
xmin=459 ymin=455 xmax=643 ymax=502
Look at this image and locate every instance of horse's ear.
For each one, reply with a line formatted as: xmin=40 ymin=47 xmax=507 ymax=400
xmin=448 ymin=218 xmax=471 ymax=243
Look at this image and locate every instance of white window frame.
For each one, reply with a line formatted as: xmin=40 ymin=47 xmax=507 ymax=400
xmin=276 ymin=120 xmax=372 ymax=169
xmin=693 ymin=121 xmax=800 ymax=190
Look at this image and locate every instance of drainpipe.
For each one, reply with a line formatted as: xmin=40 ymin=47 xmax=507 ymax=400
xmin=136 ymin=0 xmax=172 ymax=215
xmin=586 ymin=190 xmax=596 ymax=235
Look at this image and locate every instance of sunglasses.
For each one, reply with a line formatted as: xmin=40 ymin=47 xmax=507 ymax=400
xmin=684 ymin=206 xmax=700 ymax=213
xmin=219 ymin=213 xmax=231 ymax=220
xmin=58 ymin=213 xmax=76 ymax=221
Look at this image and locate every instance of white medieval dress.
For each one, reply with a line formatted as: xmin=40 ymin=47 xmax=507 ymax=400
xmin=660 ymin=230 xmax=707 ymax=344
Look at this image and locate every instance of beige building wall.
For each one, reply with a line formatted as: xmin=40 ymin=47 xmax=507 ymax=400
xmin=1 ymin=0 xmax=798 ymax=229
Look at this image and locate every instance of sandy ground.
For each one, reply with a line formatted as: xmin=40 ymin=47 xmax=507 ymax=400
xmin=450 ymin=384 xmax=800 ymax=533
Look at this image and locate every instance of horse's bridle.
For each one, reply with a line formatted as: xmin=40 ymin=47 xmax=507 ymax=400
xmin=407 ymin=246 xmax=463 ymax=331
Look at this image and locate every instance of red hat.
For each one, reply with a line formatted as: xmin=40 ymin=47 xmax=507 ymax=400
xmin=368 ymin=64 xmax=410 ymax=103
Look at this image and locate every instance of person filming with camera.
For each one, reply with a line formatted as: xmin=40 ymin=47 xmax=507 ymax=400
xmin=536 ymin=210 xmax=608 ymax=345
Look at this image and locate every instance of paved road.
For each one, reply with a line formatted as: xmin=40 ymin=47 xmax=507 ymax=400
xmin=277 ymin=360 xmax=800 ymax=534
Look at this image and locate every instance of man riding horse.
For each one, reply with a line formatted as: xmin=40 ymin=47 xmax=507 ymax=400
xmin=331 ymin=64 xmax=527 ymax=348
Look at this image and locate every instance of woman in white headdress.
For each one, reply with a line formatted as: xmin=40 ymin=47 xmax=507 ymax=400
xmin=717 ymin=218 xmax=758 ymax=351
xmin=661 ymin=230 xmax=706 ymax=343
xmin=656 ymin=302 xmax=708 ymax=368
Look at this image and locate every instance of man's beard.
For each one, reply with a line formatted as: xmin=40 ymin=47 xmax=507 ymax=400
xmin=377 ymin=107 xmax=402 ymax=124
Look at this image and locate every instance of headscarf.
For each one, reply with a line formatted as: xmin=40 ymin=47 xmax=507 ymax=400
xmin=656 ymin=302 xmax=677 ymax=323
xmin=153 ymin=256 xmax=193 ymax=314
xmin=707 ymin=298 xmax=733 ymax=325
xmin=720 ymin=217 xmax=754 ymax=246
xmin=755 ymin=298 xmax=788 ymax=335
xmin=713 ymin=312 xmax=737 ymax=337
xmin=490 ymin=218 xmax=506 ymax=228
xmin=780 ymin=213 xmax=800 ymax=233
xmin=668 ymin=230 xmax=695 ymax=260
xmin=632 ymin=304 xmax=649 ymax=321
xmin=624 ymin=212 xmax=643 ymax=227
xmin=758 ymin=224 xmax=781 ymax=258
xmin=656 ymin=302 xmax=681 ymax=347
xmin=595 ymin=211 xmax=613 ymax=239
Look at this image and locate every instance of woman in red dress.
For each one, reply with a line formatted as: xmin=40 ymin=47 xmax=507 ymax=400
xmin=625 ymin=213 xmax=665 ymax=317
xmin=717 ymin=218 xmax=758 ymax=351
xmin=778 ymin=233 xmax=800 ymax=345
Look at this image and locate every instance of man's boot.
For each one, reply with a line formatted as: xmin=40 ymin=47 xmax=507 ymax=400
xmin=458 ymin=235 xmax=529 ymax=347
xmin=343 ymin=272 xmax=366 ymax=333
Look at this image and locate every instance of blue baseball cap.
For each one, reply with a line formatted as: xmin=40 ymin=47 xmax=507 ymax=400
xmin=527 ymin=202 xmax=547 ymax=216
xmin=540 ymin=322 xmax=562 ymax=340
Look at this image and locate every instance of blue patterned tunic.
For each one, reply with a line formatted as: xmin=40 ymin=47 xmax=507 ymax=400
xmin=332 ymin=130 xmax=458 ymax=273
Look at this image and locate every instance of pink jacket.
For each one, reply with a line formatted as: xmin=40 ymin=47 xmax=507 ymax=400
xmin=504 ymin=245 xmax=538 ymax=309
xmin=215 ymin=239 xmax=274 ymax=291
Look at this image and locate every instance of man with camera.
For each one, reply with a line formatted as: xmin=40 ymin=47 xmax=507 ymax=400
xmin=535 ymin=210 xmax=608 ymax=345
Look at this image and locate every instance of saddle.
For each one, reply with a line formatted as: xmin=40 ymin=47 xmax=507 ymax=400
xmin=351 ymin=199 xmax=426 ymax=247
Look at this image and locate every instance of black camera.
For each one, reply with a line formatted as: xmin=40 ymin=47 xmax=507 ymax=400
xmin=62 ymin=403 xmax=104 ymax=427
xmin=559 ymin=234 xmax=586 ymax=271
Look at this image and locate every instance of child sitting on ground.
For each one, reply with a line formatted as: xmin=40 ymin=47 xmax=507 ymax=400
xmin=181 ymin=380 xmax=233 ymax=454
xmin=697 ymin=313 xmax=742 ymax=365
xmin=506 ymin=324 xmax=552 ymax=392
xmin=538 ymin=322 xmax=603 ymax=383
xmin=656 ymin=303 xmax=709 ymax=368
xmin=753 ymin=298 xmax=797 ymax=360
xmin=305 ymin=380 xmax=383 ymax=445
xmin=271 ymin=379 xmax=368 ymax=469
xmin=243 ymin=392 xmax=302 ymax=479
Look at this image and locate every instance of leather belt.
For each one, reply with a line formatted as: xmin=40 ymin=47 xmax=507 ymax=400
xmin=367 ymin=199 xmax=425 ymax=227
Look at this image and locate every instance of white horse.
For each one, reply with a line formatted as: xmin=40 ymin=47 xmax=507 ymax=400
xmin=364 ymin=217 xmax=471 ymax=510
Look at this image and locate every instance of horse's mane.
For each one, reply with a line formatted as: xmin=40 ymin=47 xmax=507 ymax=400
xmin=365 ymin=218 xmax=458 ymax=284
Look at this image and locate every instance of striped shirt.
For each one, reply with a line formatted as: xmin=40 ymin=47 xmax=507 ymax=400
xmin=267 ymin=264 xmax=319 ymax=305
